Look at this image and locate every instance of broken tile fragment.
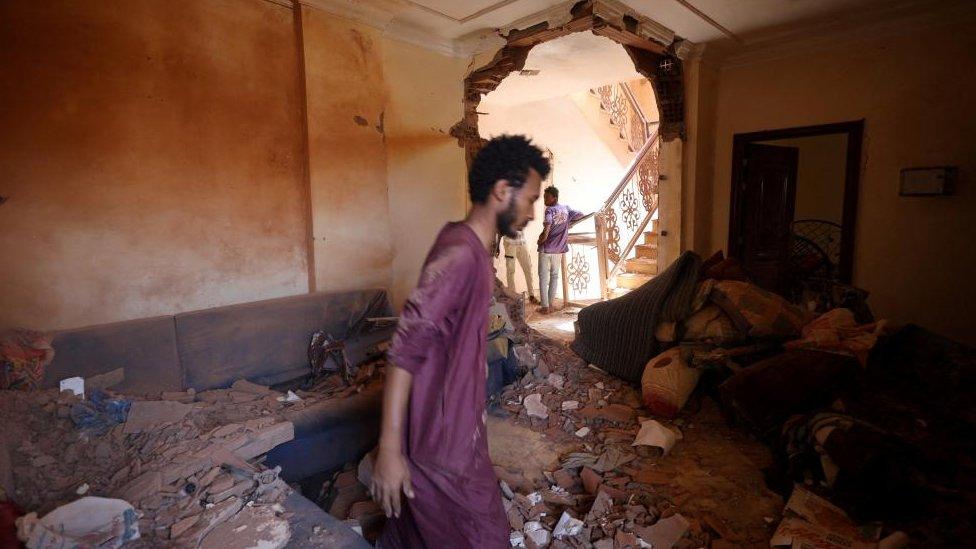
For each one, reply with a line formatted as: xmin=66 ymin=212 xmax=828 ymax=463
xmin=614 ymin=530 xmax=640 ymax=549
xmin=635 ymin=514 xmax=690 ymax=549
xmin=523 ymin=521 xmax=550 ymax=548
xmin=592 ymin=446 xmax=637 ymax=473
xmin=124 ymin=401 xmax=191 ymax=434
xmin=552 ymin=469 xmax=575 ymax=491
xmin=552 ymin=511 xmax=584 ymax=539
xmin=542 ymin=488 xmax=575 ymax=507
xmin=584 ymin=490 xmax=613 ymax=523
xmin=600 ymin=404 xmax=636 ymax=423
xmin=547 ymin=373 xmax=564 ymax=390
xmin=171 ymin=514 xmax=200 ymax=538
xmin=581 ymin=467 xmax=602 ymax=495
xmin=524 ymin=394 xmax=549 ymax=419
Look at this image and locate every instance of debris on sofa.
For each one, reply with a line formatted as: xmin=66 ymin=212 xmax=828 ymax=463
xmin=122 ymin=400 xmax=191 ymax=434
xmin=70 ymin=390 xmax=131 ymax=435
xmin=59 ymin=376 xmax=85 ymax=397
xmin=783 ymin=308 xmax=887 ymax=365
xmin=0 ymin=329 xmax=54 ymax=391
xmin=278 ymin=390 xmax=302 ymax=403
xmin=16 ymin=496 xmax=141 ymax=548
xmin=1 ymin=381 xmax=310 ymax=547
xmin=309 ymin=332 xmax=354 ymax=385
xmin=710 ymin=280 xmax=810 ymax=340
xmin=299 ymin=355 xmax=386 ymax=400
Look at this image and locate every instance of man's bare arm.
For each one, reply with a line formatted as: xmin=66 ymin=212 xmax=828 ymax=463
xmin=370 ymin=365 xmax=415 ymax=518
xmin=537 ymin=224 xmax=551 ymax=247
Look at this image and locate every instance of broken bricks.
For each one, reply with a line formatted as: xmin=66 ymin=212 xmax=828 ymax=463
xmin=524 ymin=393 xmax=549 ymax=419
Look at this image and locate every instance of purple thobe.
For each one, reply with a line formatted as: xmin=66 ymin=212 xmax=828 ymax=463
xmin=540 ymin=204 xmax=586 ymax=254
xmin=379 ymin=222 xmax=509 ymax=549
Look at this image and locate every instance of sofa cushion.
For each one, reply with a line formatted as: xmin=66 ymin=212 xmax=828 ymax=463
xmin=47 ymin=316 xmax=181 ymax=394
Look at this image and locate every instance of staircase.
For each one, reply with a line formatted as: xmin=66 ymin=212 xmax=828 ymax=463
xmin=617 ymin=220 xmax=660 ymax=290
xmin=562 ymin=81 xmax=661 ymax=304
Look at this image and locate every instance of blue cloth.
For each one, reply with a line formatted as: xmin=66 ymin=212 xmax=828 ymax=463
xmin=487 ymin=347 xmax=519 ymax=401
xmin=71 ymin=390 xmax=131 ymax=434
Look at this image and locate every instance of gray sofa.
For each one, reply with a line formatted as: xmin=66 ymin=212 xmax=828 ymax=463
xmin=43 ymin=288 xmax=393 ymax=549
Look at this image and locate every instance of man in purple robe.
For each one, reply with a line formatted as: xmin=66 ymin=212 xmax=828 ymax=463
xmin=371 ymin=135 xmax=550 ymax=548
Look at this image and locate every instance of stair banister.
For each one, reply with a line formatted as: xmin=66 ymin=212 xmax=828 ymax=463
xmin=561 ymin=81 xmax=662 ymax=304
xmin=601 ymin=133 xmax=659 ymax=210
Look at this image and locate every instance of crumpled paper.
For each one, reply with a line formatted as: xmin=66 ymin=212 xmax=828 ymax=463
xmin=632 ymin=419 xmax=681 ymax=455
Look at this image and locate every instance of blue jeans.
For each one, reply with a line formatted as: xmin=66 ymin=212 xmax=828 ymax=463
xmin=538 ymin=252 xmax=561 ymax=308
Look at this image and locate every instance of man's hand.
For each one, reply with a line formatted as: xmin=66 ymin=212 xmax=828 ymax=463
xmin=370 ymin=447 xmax=415 ymax=518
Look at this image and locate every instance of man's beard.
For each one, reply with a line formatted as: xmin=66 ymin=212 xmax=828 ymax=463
xmin=497 ymin=194 xmax=520 ymax=238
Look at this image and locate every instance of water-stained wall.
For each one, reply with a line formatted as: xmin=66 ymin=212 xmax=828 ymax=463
xmin=300 ymin=8 xmax=394 ymax=294
xmin=0 ymin=0 xmax=310 ymax=330
xmin=0 ymin=0 xmax=471 ymax=331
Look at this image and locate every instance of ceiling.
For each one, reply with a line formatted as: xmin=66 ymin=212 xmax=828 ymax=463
xmin=480 ymin=33 xmax=642 ymax=107
xmin=309 ymin=0 xmax=955 ymax=59
xmin=390 ymin=0 xmax=908 ymax=42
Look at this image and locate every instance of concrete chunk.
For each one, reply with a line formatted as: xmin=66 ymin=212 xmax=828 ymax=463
xmin=124 ymin=401 xmax=191 ymax=434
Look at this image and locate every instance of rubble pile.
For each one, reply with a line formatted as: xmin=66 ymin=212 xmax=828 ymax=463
xmin=494 ymin=354 xmax=719 ymax=548
xmin=501 ymin=467 xmax=707 ymax=548
xmin=0 ymin=363 xmax=385 ymax=548
xmin=316 ymin=463 xmax=385 ymax=543
xmin=491 ymin=284 xmax=725 ymax=547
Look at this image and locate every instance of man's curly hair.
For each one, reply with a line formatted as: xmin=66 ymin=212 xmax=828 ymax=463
xmin=468 ymin=135 xmax=551 ymax=204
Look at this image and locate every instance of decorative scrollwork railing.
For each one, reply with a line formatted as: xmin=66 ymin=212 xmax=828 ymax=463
xmin=597 ymin=134 xmax=660 ymax=285
xmin=561 ymin=82 xmax=661 ymax=304
xmin=594 ymin=83 xmax=651 ymax=152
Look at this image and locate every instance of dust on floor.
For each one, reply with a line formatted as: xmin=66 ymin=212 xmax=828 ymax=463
xmin=480 ymin=309 xmax=785 ymax=547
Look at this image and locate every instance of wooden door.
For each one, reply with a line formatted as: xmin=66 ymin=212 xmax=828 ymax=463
xmin=738 ymin=143 xmax=799 ymax=292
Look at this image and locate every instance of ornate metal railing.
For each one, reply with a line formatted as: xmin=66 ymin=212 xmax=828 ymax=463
xmin=594 ymin=83 xmax=651 ymax=152
xmin=562 ymin=82 xmax=661 ymax=305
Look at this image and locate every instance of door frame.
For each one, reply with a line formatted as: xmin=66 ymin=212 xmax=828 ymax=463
xmin=728 ymin=120 xmax=864 ymax=283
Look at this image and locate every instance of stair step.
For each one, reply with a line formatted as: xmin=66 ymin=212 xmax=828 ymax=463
xmin=623 ymin=258 xmax=658 ymax=275
xmin=643 ymin=231 xmax=659 ymax=245
xmin=610 ymin=288 xmax=631 ymax=299
xmin=635 ymin=244 xmax=658 ymax=259
xmin=617 ymin=273 xmax=653 ymax=290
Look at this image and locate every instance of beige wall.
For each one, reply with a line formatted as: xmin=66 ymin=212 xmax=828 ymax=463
xmin=0 ymin=0 xmax=310 ymax=330
xmin=570 ymin=91 xmax=636 ymax=166
xmin=704 ymin=19 xmax=976 ymax=344
xmin=628 ymin=78 xmax=660 ymax=125
xmin=682 ymin=54 xmax=719 ymax=255
xmin=301 ymin=9 xmax=393 ymax=293
xmin=757 ymin=134 xmax=848 ymax=225
xmin=382 ymin=40 xmax=469 ymax=308
xmin=0 ymin=0 xmax=470 ymax=330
